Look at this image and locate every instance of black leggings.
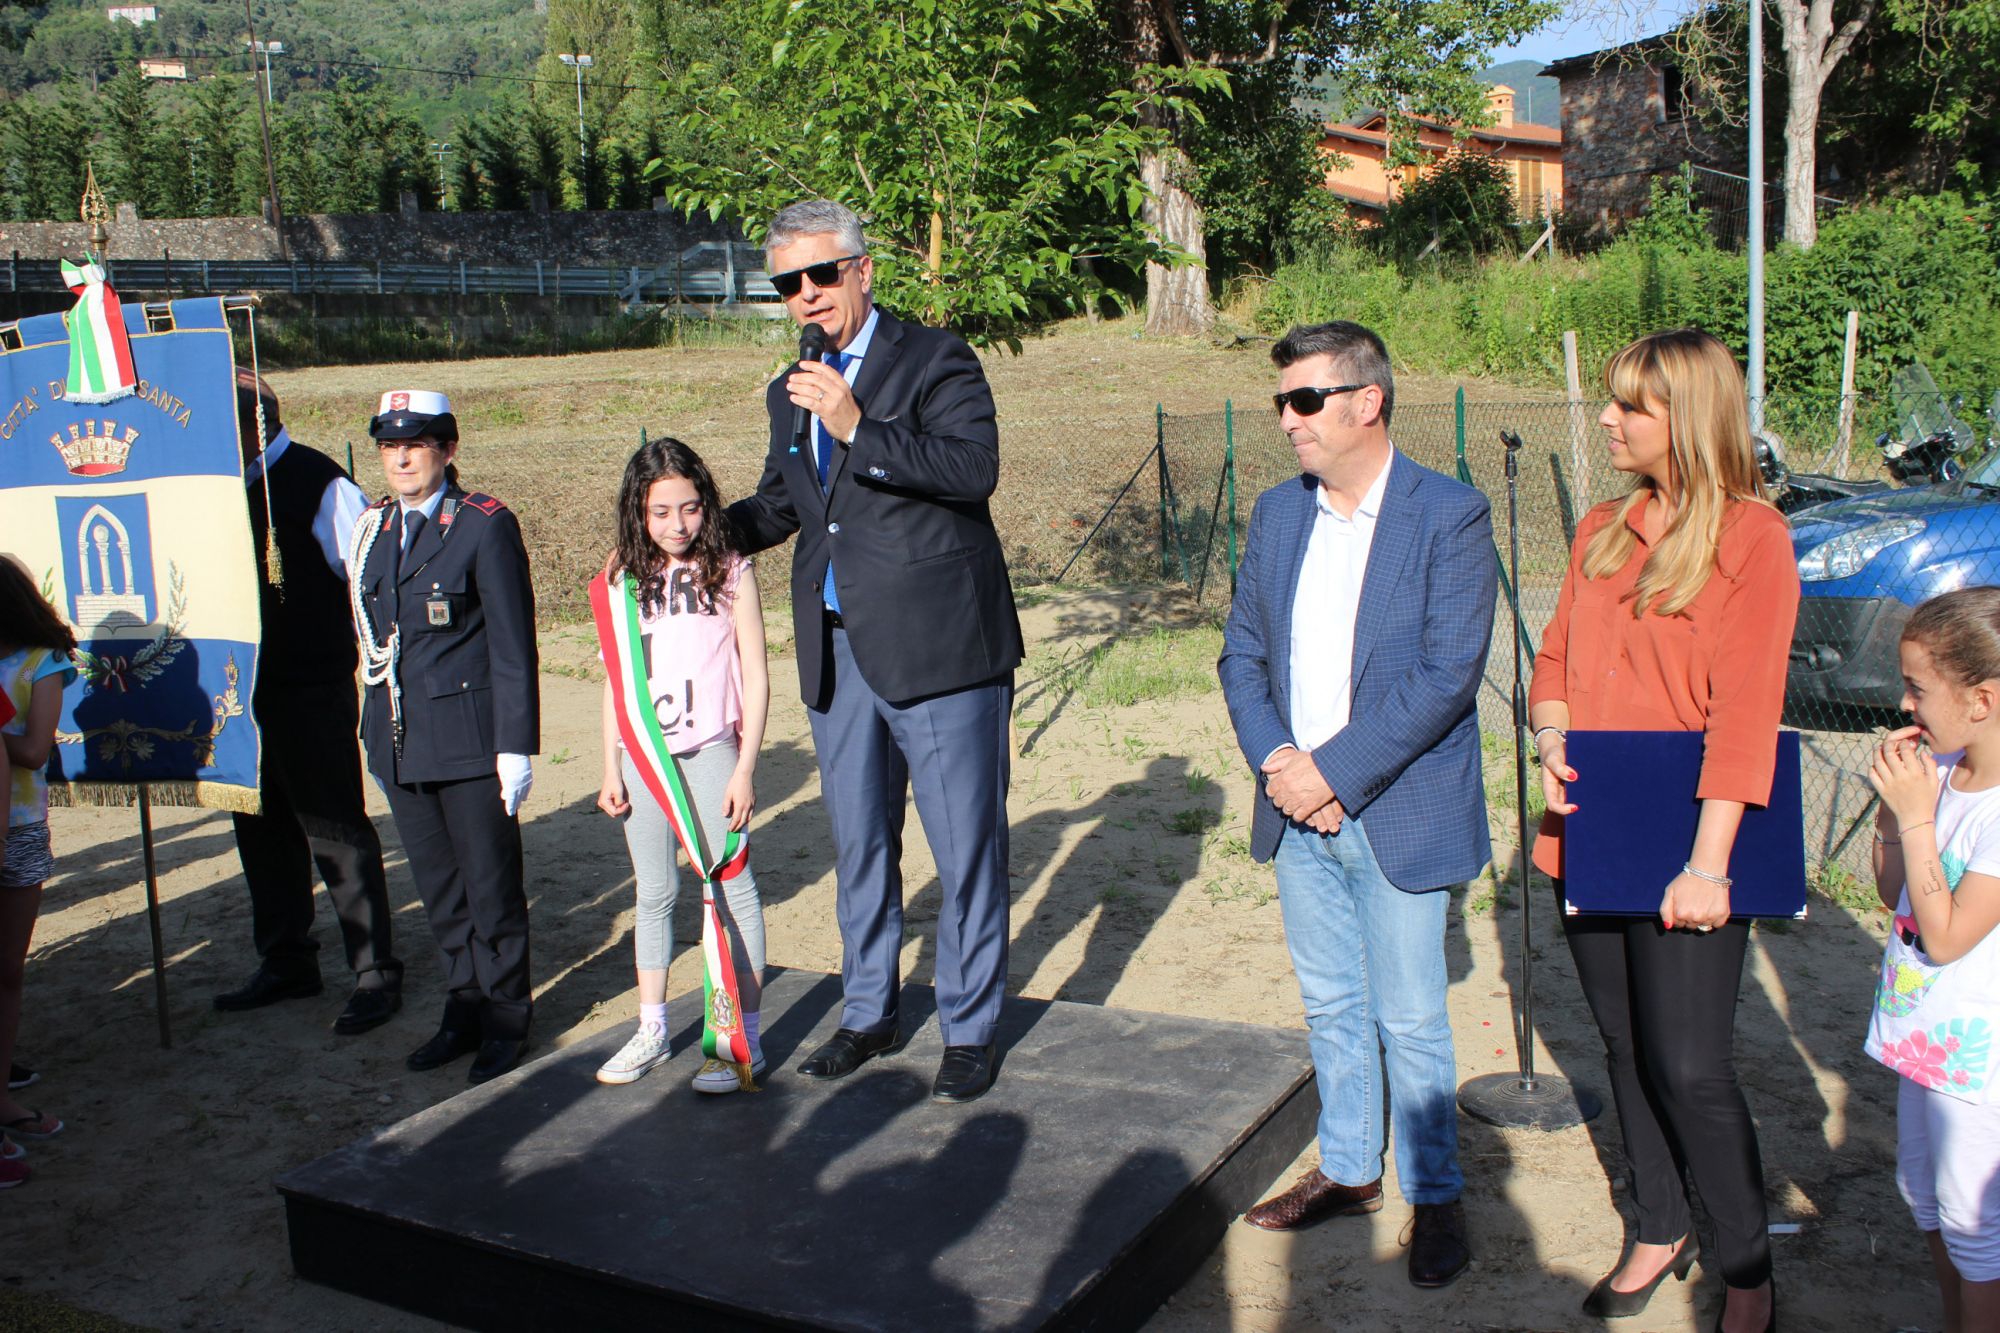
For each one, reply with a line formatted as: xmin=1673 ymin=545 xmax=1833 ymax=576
xmin=1560 ymin=888 xmax=1772 ymax=1288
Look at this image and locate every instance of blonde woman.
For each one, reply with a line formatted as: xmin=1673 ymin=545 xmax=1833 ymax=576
xmin=1529 ymin=329 xmax=1798 ymax=1332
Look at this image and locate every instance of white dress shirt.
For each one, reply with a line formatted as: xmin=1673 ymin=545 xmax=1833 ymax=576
xmin=1286 ymin=451 xmax=1393 ymax=756
xmin=243 ymin=429 xmax=372 ymax=581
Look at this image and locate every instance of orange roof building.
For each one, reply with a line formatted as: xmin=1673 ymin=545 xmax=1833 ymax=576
xmin=1318 ymin=87 xmax=1563 ymax=218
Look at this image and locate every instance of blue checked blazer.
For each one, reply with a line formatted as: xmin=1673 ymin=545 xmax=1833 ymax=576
xmin=1219 ymin=450 xmax=1497 ymax=890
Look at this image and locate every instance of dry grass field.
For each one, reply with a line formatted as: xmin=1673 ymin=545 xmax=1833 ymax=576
xmin=6 ymin=327 xmax=1929 ymax=1332
xmin=266 ymin=317 xmax=1561 ymax=624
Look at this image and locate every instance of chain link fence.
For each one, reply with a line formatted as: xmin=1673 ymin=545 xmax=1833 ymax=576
xmin=325 ymin=376 xmax=1999 ymax=891
xmin=1057 ymin=382 xmax=2000 ymax=892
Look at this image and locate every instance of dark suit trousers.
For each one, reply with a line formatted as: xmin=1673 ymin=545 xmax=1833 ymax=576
xmin=383 ymin=773 xmax=533 ymax=1040
xmin=232 ymin=681 xmax=400 ymax=987
xmin=1560 ymin=890 xmax=1772 ymax=1288
xmin=809 ymin=626 xmax=1011 ymax=1047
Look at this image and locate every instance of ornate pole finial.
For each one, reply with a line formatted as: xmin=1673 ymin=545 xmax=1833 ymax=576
xmin=80 ymin=162 xmax=112 ymax=256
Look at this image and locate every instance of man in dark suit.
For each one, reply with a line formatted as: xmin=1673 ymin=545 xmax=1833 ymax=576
xmin=1218 ymin=322 xmax=1496 ymax=1287
xmin=352 ymin=390 xmax=540 ymax=1085
xmin=729 ymin=199 xmax=1021 ymax=1103
xmin=217 ymin=371 xmax=403 ymax=1035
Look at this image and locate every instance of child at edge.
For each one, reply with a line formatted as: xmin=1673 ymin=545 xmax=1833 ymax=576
xmin=593 ymin=439 xmax=770 ymax=1093
xmin=0 ymin=554 xmax=78 ymax=1183
xmin=1867 ymin=585 xmax=2000 ymax=1333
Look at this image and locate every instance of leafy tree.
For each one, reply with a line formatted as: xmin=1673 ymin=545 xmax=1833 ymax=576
xmin=100 ymin=68 xmax=159 ymax=215
xmin=1377 ymin=149 xmax=1519 ymax=267
xmin=1114 ymin=0 xmax=1556 ymax=334
xmin=657 ymin=0 xmax=1204 ymax=344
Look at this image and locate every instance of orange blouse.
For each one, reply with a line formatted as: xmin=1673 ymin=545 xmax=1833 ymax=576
xmin=1527 ymin=497 xmax=1801 ymax=879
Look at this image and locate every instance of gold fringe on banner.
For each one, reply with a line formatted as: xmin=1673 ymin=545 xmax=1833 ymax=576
xmin=47 ymin=781 xmax=261 ymax=814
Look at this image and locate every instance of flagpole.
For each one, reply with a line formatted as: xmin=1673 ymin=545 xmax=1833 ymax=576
xmin=138 ymin=785 xmax=172 ymax=1049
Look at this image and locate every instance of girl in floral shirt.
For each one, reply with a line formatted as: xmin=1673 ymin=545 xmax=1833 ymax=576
xmin=1867 ymin=586 xmax=2000 ymax=1328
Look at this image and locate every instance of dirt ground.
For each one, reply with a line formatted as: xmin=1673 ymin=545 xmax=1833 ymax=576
xmin=0 ymin=585 xmax=1933 ymax=1333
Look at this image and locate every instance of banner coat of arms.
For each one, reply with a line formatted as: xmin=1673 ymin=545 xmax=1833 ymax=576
xmin=0 ymin=296 xmax=262 ymax=812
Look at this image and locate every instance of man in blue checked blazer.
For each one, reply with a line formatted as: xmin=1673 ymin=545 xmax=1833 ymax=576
xmin=1219 ymin=321 xmax=1496 ymax=1289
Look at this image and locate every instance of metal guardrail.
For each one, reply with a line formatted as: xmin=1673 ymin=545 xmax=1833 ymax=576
xmin=3 ymin=241 xmax=788 ymax=313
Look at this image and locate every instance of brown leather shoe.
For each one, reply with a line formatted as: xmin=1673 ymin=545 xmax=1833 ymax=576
xmin=1407 ymin=1200 xmax=1471 ymax=1288
xmin=1243 ymin=1170 xmax=1383 ymax=1231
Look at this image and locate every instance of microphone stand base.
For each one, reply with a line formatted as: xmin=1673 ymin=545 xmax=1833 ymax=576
xmin=1457 ymin=1071 xmax=1602 ymax=1131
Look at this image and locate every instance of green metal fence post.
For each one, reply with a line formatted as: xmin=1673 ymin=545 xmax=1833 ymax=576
xmin=1156 ymin=404 xmax=1168 ymax=578
xmin=1454 ymin=385 xmax=1466 ymax=478
xmin=1225 ymin=400 xmax=1238 ymax=594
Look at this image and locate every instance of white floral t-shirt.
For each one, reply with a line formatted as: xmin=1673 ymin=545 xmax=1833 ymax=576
xmin=1865 ymin=751 xmax=2000 ymax=1104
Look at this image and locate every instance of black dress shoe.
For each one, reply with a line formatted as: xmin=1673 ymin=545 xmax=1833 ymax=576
xmin=1408 ymin=1200 xmax=1471 ymax=1288
xmin=333 ymin=988 xmax=402 ymax=1036
xmin=214 ymin=964 xmax=324 ymax=1012
xmin=1583 ymin=1235 xmax=1696 ymax=1317
xmin=931 ymin=1043 xmax=997 ymax=1103
xmin=406 ymin=1026 xmax=482 ymax=1072
xmin=797 ymin=1027 xmax=902 ymax=1080
xmin=468 ymin=1037 xmax=527 ymax=1085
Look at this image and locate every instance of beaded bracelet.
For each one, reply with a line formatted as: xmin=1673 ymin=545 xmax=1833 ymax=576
xmin=1681 ymin=861 xmax=1733 ymax=888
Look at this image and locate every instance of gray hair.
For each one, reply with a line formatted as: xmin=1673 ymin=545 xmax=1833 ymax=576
xmin=764 ymin=200 xmax=868 ymax=266
xmin=1270 ymin=321 xmax=1395 ymax=427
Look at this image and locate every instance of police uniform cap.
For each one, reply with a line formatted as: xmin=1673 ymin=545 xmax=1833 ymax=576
xmin=370 ymin=388 xmax=459 ymax=443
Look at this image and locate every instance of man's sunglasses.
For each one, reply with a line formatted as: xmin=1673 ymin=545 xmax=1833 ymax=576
xmin=770 ymin=255 xmax=864 ymax=300
xmin=1273 ymin=384 xmax=1370 ymax=417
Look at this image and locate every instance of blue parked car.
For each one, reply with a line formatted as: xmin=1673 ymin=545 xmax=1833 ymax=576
xmin=1785 ymin=388 xmax=2000 ymax=730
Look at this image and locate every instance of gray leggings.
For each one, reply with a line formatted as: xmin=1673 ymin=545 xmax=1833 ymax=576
xmin=620 ymin=741 xmax=764 ymax=979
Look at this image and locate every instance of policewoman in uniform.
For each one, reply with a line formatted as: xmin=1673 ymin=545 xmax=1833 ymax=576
xmin=350 ymin=390 xmax=540 ymax=1084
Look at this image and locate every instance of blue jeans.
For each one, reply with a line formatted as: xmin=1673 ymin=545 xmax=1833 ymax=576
xmin=1273 ymin=818 xmax=1463 ymax=1204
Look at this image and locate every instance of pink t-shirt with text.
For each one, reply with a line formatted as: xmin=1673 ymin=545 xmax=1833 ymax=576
xmin=631 ymin=554 xmax=747 ymax=757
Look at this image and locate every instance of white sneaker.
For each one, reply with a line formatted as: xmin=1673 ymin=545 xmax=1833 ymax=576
xmin=691 ymin=1055 xmax=767 ymax=1094
xmin=595 ymin=1026 xmax=671 ymax=1085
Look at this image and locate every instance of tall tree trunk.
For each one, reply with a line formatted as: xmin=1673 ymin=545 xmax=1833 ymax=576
xmin=1772 ymin=0 xmax=1876 ymax=249
xmin=1141 ymin=143 xmax=1212 ymax=336
xmin=1780 ymin=48 xmax=1822 ymax=247
xmin=1130 ymin=0 xmax=1212 ymax=336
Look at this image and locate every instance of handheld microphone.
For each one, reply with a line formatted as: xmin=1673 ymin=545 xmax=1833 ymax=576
xmin=792 ymin=323 xmax=829 ymax=448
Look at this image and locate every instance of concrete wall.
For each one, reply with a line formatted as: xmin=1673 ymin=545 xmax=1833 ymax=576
xmin=0 ymin=208 xmax=737 ymax=266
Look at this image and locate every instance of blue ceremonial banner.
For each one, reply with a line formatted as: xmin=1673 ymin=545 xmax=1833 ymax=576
xmin=0 ymin=297 xmax=262 ymax=811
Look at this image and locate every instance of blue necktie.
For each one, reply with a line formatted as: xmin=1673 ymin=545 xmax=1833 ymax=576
xmin=819 ymin=350 xmax=850 ymax=614
xmin=816 ymin=350 xmax=850 ymax=488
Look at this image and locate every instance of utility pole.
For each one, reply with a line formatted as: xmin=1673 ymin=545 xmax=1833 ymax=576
xmin=558 ymin=52 xmax=594 ymax=197
xmin=242 ymin=0 xmax=288 ymax=260
xmin=431 ymin=141 xmax=454 ymax=206
xmin=1747 ymin=0 xmax=1766 ymax=430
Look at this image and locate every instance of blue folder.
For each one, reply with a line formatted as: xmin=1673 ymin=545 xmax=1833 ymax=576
xmin=1560 ymin=730 xmax=1808 ymax=919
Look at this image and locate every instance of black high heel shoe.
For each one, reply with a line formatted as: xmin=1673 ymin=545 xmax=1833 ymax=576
xmin=1712 ymin=1278 xmax=1776 ymax=1333
xmin=1581 ymin=1234 xmax=1698 ymax=1318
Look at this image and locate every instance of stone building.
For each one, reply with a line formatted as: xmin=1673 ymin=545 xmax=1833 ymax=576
xmin=1543 ymin=36 xmax=1744 ymax=238
xmin=1318 ymin=86 xmax=1564 ymax=220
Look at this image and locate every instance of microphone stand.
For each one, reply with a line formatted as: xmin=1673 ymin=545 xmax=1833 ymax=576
xmin=1457 ymin=429 xmax=1601 ymax=1131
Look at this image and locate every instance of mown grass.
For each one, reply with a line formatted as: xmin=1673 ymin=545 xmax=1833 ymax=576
xmin=1074 ymin=624 xmax=1224 ymax=708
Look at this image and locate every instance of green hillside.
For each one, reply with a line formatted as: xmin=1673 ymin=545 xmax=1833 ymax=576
xmin=1 ymin=0 xmax=545 ymax=132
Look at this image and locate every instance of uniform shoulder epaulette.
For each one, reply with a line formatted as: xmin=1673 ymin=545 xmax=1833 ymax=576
xmin=369 ymin=495 xmax=394 ymax=510
xmin=462 ymin=493 xmax=507 ymax=516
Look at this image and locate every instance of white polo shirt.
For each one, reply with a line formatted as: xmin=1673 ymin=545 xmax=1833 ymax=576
xmin=1287 ymin=452 xmax=1392 ymax=754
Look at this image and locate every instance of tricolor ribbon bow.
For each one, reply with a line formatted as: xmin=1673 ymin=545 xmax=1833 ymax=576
xmin=60 ymin=256 xmax=138 ymax=405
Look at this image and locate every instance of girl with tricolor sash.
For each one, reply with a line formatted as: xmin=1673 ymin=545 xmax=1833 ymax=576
xmin=591 ymin=440 xmax=769 ymax=1093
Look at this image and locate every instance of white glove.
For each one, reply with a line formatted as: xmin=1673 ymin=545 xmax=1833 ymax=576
xmin=497 ymin=752 xmax=534 ymax=816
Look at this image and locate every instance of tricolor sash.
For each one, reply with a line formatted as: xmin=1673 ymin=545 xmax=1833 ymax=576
xmin=60 ymin=257 xmax=139 ymax=404
xmin=589 ymin=567 xmax=759 ymax=1089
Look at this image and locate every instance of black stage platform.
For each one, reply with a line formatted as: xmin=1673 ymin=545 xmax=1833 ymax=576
xmin=278 ymin=968 xmax=1317 ymax=1332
